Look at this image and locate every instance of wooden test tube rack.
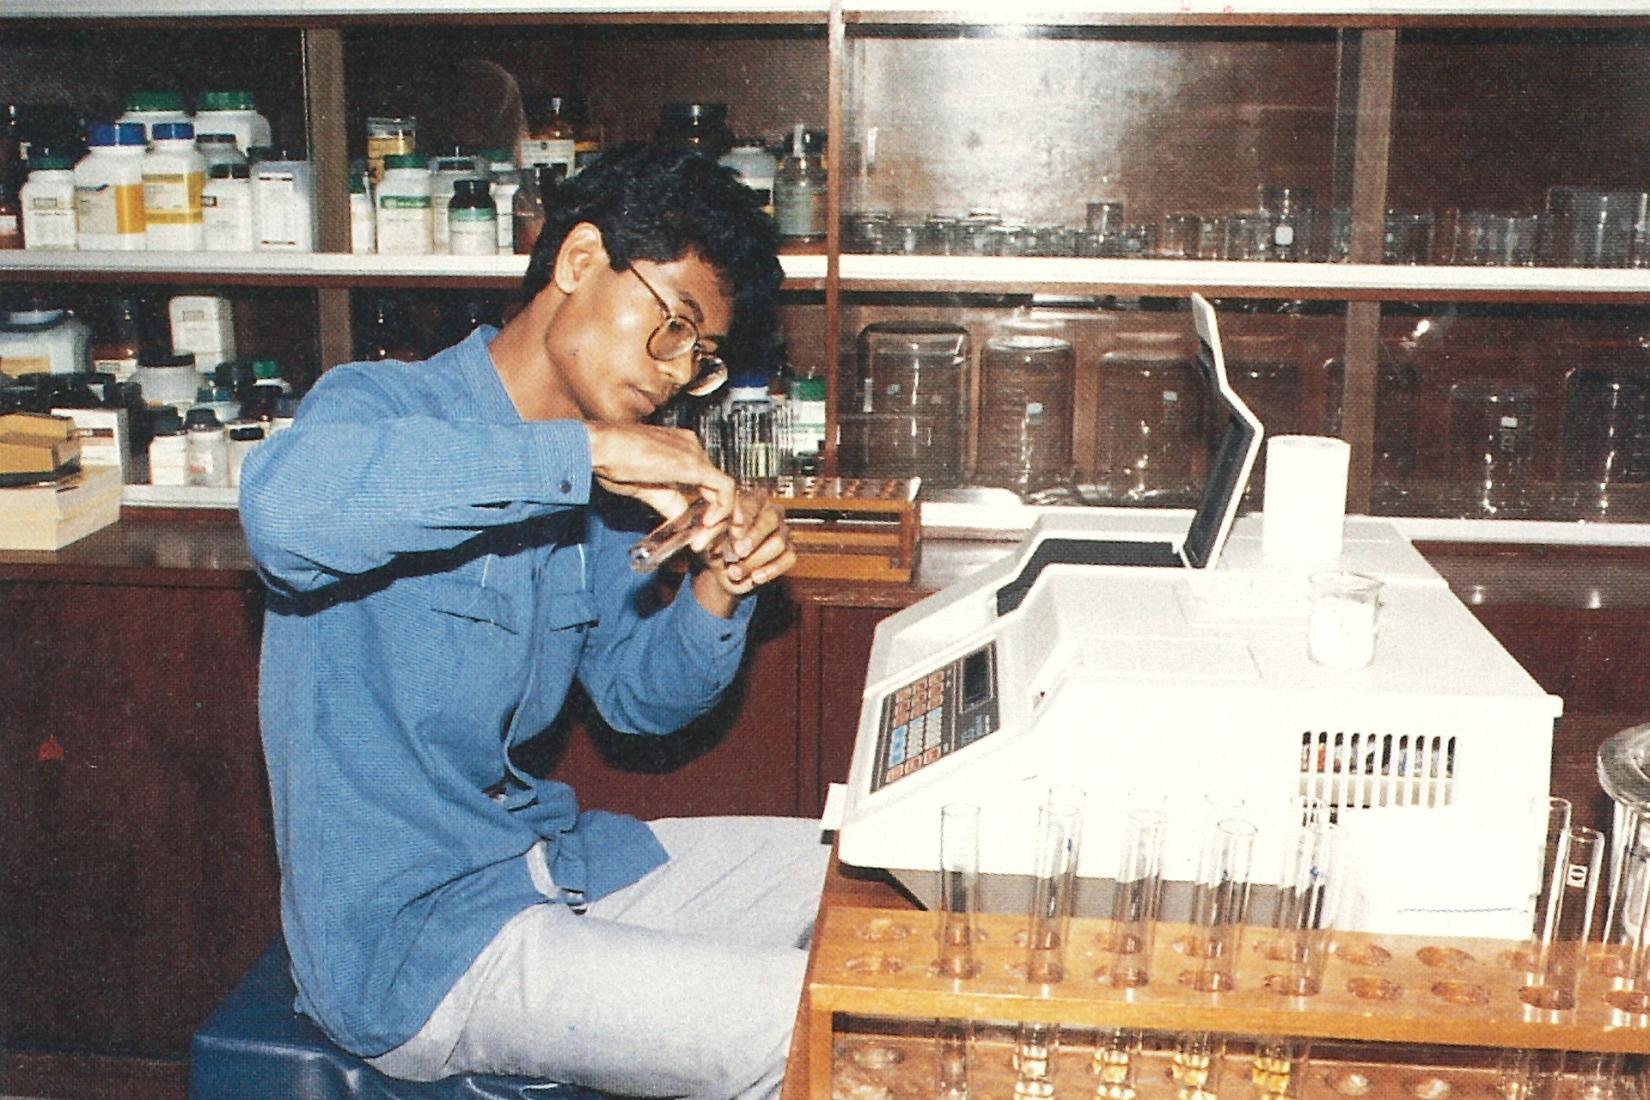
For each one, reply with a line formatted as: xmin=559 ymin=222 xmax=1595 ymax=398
xmin=770 ymin=477 xmax=921 ymax=584
xmin=805 ymin=907 xmax=1650 ymax=1100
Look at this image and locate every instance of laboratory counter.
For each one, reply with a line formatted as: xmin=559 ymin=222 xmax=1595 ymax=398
xmin=1 ymin=512 xmax=1648 ymax=1100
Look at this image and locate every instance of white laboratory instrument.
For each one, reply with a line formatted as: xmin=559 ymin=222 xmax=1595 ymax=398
xmin=835 ymin=299 xmax=1562 ymax=939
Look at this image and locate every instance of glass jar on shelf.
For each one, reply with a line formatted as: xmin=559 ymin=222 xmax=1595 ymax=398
xmin=1094 ymin=328 xmax=1205 ymax=506
xmin=1562 ymin=364 xmax=1650 ymax=520
xmin=976 ymin=313 xmax=1075 ymax=498
xmin=1447 ymin=379 xmax=1540 ymax=518
xmin=840 ymin=321 xmax=969 ymax=489
xmin=1322 ymin=355 xmax=1422 ymax=512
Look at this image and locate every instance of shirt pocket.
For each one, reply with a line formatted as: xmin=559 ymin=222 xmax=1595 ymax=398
xmin=427 ymin=575 xmax=522 ymax=633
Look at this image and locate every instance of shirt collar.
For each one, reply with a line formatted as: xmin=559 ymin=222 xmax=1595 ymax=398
xmin=455 ymin=325 xmax=521 ymax=424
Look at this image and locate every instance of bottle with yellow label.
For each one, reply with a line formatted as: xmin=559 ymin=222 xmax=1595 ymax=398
xmin=75 ymin=122 xmax=147 ymax=251
xmin=143 ymin=121 xmax=206 ymax=251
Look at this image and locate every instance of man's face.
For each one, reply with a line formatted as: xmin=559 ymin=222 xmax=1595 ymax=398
xmin=543 ymin=250 xmax=732 ymax=425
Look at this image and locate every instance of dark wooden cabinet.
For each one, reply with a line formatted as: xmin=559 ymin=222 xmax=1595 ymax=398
xmin=0 ymin=576 xmax=277 ymax=1058
xmin=3 ymin=519 xmax=1650 ymax=1098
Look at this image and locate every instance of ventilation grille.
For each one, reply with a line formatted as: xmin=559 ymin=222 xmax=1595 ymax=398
xmin=1299 ymin=730 xmax=1456 ymax=809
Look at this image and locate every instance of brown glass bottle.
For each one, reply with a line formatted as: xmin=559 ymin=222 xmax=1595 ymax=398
xmin=518 ymin=94 xmax=576 ymax=180
xmin=358 ymin=296 xmax=420 ymax=363
xmin=512 ymin=165 xmax=561 ymax=256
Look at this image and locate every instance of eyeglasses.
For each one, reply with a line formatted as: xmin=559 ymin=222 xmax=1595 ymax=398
xmin=628 ymin=265 xmax=728 ymax=398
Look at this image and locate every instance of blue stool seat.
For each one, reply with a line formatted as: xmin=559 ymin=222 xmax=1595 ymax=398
xmin=190 ymin=937 xmax=597 ymax=1100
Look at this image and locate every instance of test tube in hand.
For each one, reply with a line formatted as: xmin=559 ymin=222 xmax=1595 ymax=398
xmin=628 ymin=497 xmax=718 ymax=573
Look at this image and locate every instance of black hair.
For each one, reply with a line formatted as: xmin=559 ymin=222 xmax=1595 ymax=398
xmin=522 ymin=143 xmax=784 ymax=375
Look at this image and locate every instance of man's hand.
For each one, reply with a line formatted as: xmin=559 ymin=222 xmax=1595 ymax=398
xmin=587 ymin=423 xmax=734 ymax=553
xmin=691 ymin=488 xmax=796 ymax=618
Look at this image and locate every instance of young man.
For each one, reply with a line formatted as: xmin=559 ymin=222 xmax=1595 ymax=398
xmin=239 ymin=145 xmax=829 ymax=1100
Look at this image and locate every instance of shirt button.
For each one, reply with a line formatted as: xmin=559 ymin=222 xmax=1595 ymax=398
xmin=559 ymin=479 xmax=572 ymax=494
xmin=720 ymin=632 xmax=732 ymax=642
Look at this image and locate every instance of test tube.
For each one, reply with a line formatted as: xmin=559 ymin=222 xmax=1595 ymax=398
xmin=1090 ymin=807 xmax=1166 ymax=1100
xmin=1104 ymin=806 xmax=1167 ymax=985
xmin=1185 ymin=817 xmax=1259 ymax=992
xmin=1014 ymin=786 xmax=1087 ymax=1100
xmin=1024 ymin=785 xmax=1087 ymax=984
xmin=1169 ymin=1030 xmax=1225 ymax=1100
xmin=1265 ymin=801 xmax=1339 ymax=997
xmin=936 ymin=1017 xmax=972 ymax=1100
xmin=1526 ymin=797 xmax=1575 ymax=968
xmin=628 ymin=496 xmax=713 ymax=573
xmin=1521 ymin=826 xmax=1605 ymax=1011
xmin=936 ymin=802 xmax=982 ymax=979
xmin=1604 ymin=810 xmax=1650 ymax=1014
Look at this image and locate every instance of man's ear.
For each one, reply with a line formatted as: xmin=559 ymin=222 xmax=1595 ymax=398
xmin=552 ymin=221 xmax=609 ymax=295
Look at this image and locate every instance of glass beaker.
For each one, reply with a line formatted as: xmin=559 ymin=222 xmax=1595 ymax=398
xmin=842 ymin=321 xmax=969 ymax=487
xmin=976 ymin=316 xmax=1075 ymax=497
xmin=1323 ymin=356 xmax=1421 ymax=491
xmin=1258 ymin=185 xmax=1315 ymax=262
xmin=1095 ymin=334 xmax=1205 ymax=504
xmin=1563 ymin=366 xmax=1650 ymax=517
xmin=1383 ymin=211 xmax=1435 ymax=264
xmin=1448 ymin=380 xmax=1540 ymax=518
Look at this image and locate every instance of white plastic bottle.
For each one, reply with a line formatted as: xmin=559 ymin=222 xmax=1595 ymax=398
xmin=252 ymin=152 xmax=315 ymax=252
xmin=483 ymin=150 xmax=520 ymax=252
xmin=376 ymin=153 xmax=432 ymax=255
xmin=193 ymin=90 xmax=272 ymax=155
xmin=147 ymin=407 xmax=189 ymax=486
xmin=117 ymin=90 xmax=191 ymax=144
xmin=20 ymin=152 xmax=78 ymax=250
xmin=349 ymin=171 xmax=376 ymax=254
xmin=74 ymin=122 xmax=147 ymax=251
xmin=143 ymin=121 xmax=206 ymax=251
xmin=202 ymin=163 xmax=254 ymax=251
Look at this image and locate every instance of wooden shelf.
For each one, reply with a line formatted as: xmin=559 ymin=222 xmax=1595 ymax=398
xmin=836 ymin=256 xmax=1650 ymax=304
xmin=0 ymin=251 xmax=827 ymax=290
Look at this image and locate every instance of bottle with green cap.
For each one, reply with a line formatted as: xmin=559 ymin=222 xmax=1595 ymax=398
xmin=118 ymin=90 xmax=191 ymax=144
xmin=377 ymin=152 xmax=431 ymax=255
xmin=194 ymin=90 xmax=272 ymax=155
xmin=21 ymin=150 xmax=76 ymax=250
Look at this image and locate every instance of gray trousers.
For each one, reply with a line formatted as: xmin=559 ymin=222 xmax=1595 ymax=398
xmin=369 ymin=817 xmax=831 ymax=1100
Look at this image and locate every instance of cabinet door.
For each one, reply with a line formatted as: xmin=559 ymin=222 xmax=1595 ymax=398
xmin=538 ymin=588 xmax=804 ymax=819
xmin=0 ymin=580 xmax=277 ymax=1054
xmin=807 ymin=603 xmax=905 ymax=818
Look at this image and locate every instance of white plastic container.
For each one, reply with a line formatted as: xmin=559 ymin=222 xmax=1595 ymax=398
xmin=0 ymin=308 xmax=92 ymax=375
xmin=132 ymin=351 xmax=205 ymax=412
xmin=429 ymin=152 xmax=484 ymax=252
xmin=376 ymin=153 xmax=432 ymax=255
xmin=251 ymin=154 xmax=315 ymax=252
xmin=20 ymin=153 xmax=77 ymax=250
xmin=202 ymin=163 xmax=254 ymax=251
xmin=169 ymin=295 xmax=236 ymax=375
xmin=488 ymin=161 xmax=520 ymax=252
xmin=193 ymin=90 xmax=272 ymax=155
xmin=349 ymin=171 xmax=376 ymax=254
xmin=143 ymin=122 xmax=206 ymax=251
xmin=117 ymin=90 xmax=191 ymax=144
xmin=74 ymin=122 xmax=147 ymax=251
xmin=147 ymin=408 xmax=189 ymax=486
xmin=719 ymin=140 xmax=778 ymax=216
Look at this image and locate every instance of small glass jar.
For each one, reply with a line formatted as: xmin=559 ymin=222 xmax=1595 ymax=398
xmin=365 ymin=116 xmax=417 ymax=187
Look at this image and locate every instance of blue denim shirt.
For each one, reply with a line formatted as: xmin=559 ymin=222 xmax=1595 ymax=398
xmin=239 ymin=327 xmax=755 ymax=1056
